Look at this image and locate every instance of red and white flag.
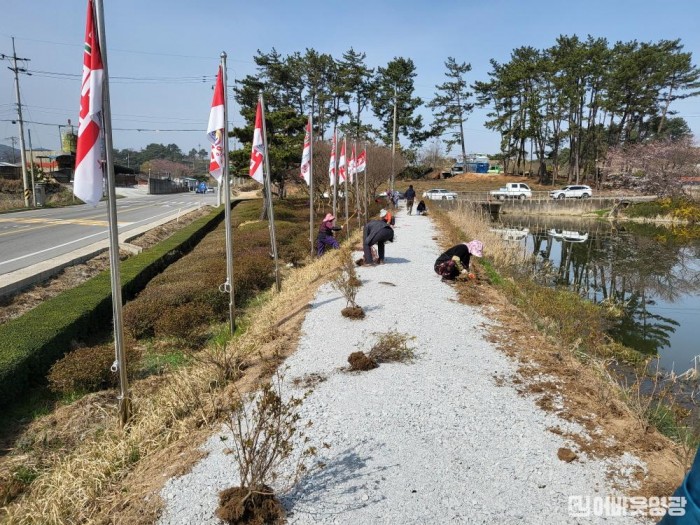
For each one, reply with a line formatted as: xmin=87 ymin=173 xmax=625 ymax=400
xmin=338 ymin=138 xmax=346 ymax=183
xmin=348 ymin=144 xmax=356 ymax=183
xmin=328 ymin=131 xmax=336 ymax=186
xmin=74 ymin=0 xmax=104 ymax=206
xmin=249 ymin=101 xmax=264 ymax=184
xmin=300 ymin=116 xmax=311 ymax=185
xmin=356 ymin=149 xmax=367 ymax=173
xmin=207 ymin=66 xmax=225 ymax=183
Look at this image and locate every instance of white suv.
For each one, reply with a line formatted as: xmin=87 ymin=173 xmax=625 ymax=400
xmin=550 ymin=185 xmax=593 ymax=199
xmin=422 ymin=188 xmax=458 ymax=200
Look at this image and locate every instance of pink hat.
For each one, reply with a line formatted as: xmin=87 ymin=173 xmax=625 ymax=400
xmin=465 ymin=240 xmax=484 ymax=257
xmin=323 ymin=213 xmax=335 ymax=222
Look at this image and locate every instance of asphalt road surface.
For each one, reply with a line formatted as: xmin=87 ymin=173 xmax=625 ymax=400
xmin=0 ymin=188 xmax=216 ymax=276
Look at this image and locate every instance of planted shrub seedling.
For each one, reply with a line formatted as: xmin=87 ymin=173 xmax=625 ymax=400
xmin=217 ymin=372 xmax=320 ymax=524
xmin=346 ymin=330 xmax=416 ymax=373
xmin=331 ymin=249 xmax=365 ymax=319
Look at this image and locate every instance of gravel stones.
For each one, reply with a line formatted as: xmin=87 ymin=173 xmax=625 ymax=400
xmin=158 ymin=208 xmax=644 ymax=525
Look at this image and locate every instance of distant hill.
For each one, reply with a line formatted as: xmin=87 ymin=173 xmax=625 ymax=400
xmin=0 ymin=144 xmax=20 ymax=163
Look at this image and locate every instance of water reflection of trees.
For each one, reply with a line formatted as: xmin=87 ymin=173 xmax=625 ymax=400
xmin=499 ymin=217 xmax=700 ymax=355
xmin=608 ymin=293 xmax=679 ymax=355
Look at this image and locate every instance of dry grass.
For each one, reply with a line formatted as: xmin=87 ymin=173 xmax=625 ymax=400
xmin=1 ymin=240 xmax=352 ymax=524
xmin=403 ymin=173 xmax=554 ymax=196
xmin=443 ymin=203 xmax=532 ymax=271
xmin=433 ymin=204 xmax=687 ymax=501
xmin=0 ymin=196 xmax=25 ymax=213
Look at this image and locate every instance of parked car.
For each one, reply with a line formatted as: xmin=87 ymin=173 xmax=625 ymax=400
xmin=549 ymin=185 xmax=592 ymax=199
xmin=422 ymin=188 xmax=458 ymax=200
xmin=489 ymin=183 xmax=532 ymax=200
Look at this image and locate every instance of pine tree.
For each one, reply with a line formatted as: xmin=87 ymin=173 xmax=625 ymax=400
xmin=427 ymin=57 xmax=473 ymax=163
xmin=337 ymin=48 xmax=375 ymax=141
xmin=372 ymin=57 xmax=427 ymax=150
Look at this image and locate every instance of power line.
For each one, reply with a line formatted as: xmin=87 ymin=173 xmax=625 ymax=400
xmin=26 ymin=68 xmax=216 ymax=84
xmin=0 ymin=118 xmax=203 ymax=132
xmin=16 ymin=105 xmax=206 ymax=124
xmin=0 ymin=33 xmax=254 ymax=64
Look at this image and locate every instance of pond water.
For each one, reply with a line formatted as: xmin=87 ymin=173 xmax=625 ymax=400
xmin=494 ymin=216 xmax=700 ymax=372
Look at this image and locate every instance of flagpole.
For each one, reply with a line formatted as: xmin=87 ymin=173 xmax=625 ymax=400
xmin=259 ymin=92 xmax=281 ymax=292
xmin=363 ymin=143 xmax=368 ymax=221
xmin=308 ymin=114 xmax=314 ymax=258
xmin=94 ymin=0 xmax=130 ymax=426
xmin=391 ymin=84 xmax=397 ymax=194
xmin=221 ymin=53 xmax=236 ymax=334
xmin=332 ymin=127 xmax=337 ymax=220
xmin=354 ymin=140 xmax=361 ymax=230
xmin=343 ymin=137 xmax=349 ymax=239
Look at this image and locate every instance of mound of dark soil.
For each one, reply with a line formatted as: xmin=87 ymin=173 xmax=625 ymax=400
xmin=347 ymin=351 xmax=377 ymax=371
xmin=341 ymin=306 xmax=365 ymax=319
xmin=216 ymin=485 xmax=285 ymax=525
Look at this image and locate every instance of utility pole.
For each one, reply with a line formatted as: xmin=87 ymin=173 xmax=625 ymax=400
xmin=1 ymin=38 xmax=31 ymax=207
xmin=27 ymin=129 xmax=36 ymax=206
xmin=390 ymin=84 xmax=397 ymax=193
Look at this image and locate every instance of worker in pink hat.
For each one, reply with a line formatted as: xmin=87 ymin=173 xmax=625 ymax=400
xmin=316 ymin=213 xmax=342 ymax=256
xmin=434 ymin=240 xmax=483 ymax=281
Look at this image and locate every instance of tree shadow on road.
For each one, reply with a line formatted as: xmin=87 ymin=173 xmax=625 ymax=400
xmin=281 ymin=442 xmax=395 ymax=519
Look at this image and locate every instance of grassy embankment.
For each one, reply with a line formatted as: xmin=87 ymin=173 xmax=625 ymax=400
xmin=0 ymin=197 xmax=369 ymax=524
xmin=434 ymin=201 xmax=699 ymax=468
xmin=621 ymin=196 xmax=700 ymax=227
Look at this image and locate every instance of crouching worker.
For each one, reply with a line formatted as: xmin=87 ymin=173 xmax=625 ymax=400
xmin=361 ymin=219 xmax=395 ymax=266
xmin=317 ymin=213 xmax=342 ymax=256
xmin=380 ymin=208 xmax=395 ymax=226
xmin=434 ymin=240 xmax=483 ymax=281
xmin=416 ymin=200 xmax=427 ymax=215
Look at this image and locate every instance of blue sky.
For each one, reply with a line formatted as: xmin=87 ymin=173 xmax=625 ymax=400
xmin=1 ymin=0 xmax=699 ymax=158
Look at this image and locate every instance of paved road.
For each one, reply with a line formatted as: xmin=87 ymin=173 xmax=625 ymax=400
xmin=0 ymin=188 xmax=216 ymax=276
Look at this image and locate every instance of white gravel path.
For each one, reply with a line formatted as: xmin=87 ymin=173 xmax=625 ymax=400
xmin=158 ymin=207 xmax=647 ymax=524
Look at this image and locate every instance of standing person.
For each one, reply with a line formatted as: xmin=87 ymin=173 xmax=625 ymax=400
xmin=392 ymin=190 xmax=400 ymax=209
xmin=361 ymin=219 xmax=394 ymax=265
xmin=405 ymin=184 xmax=416 ymax=215
xmin=316 ymin=213 xmax=342 ymax=256
xmin=434 ymin=240 xmax=483 ymax=281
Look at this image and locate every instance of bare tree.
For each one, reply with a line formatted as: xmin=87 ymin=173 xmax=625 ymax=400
xmin=420 ymin=138 xmax=444 ymax=172
xmin=309 ymin=140 xmax=405 ymax=214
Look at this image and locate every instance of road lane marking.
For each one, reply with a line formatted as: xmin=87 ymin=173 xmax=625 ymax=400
xmin=0 ymin=229 xmax=108 ymax=267
xmin=0 ymin=217 xmax=131 ymax=227
xmin=0 ymin=206 xmax=200 ymax=266
xmin=0 ymin=205 xmax=197 ymax=267
xmin=0 ymin=224 xmax=53 ymax=238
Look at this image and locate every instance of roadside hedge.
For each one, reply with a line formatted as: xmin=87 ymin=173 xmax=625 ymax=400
xmin=0 ymin=205 xmax=227 ymax=406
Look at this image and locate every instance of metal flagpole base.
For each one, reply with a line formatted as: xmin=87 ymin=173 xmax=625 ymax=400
xmin=118 ymin=394 xmax=132 ymax=427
